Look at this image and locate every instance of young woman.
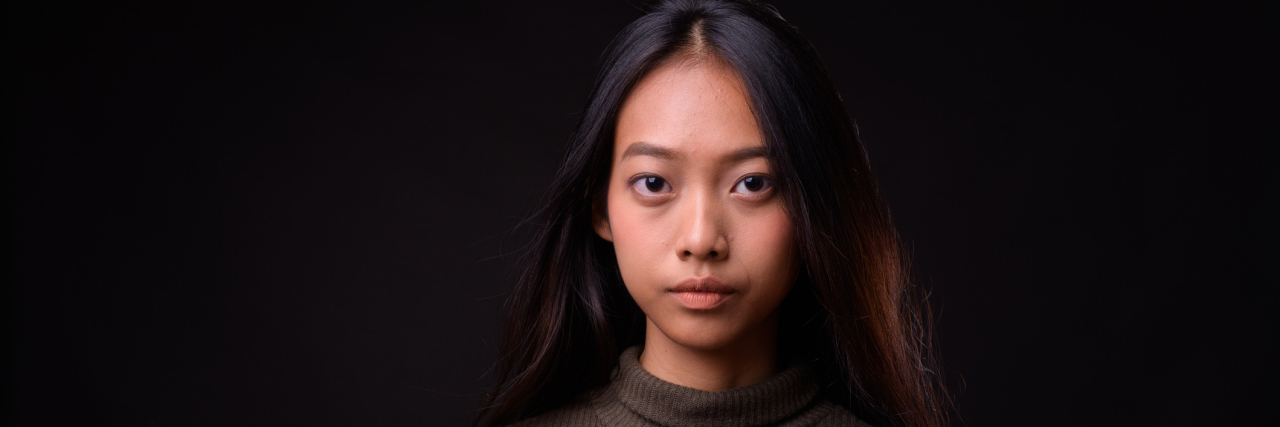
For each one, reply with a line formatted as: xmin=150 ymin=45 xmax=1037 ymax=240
xmin=478 ymin=1 xmax=948 ymax=426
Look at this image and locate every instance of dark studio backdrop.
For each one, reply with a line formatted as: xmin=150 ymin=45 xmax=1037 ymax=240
xmin=7 ymin=1 xmax=1275 ymax=425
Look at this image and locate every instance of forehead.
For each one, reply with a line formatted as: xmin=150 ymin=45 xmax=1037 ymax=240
xmin=614 ymin=58 xmax=762 ymax=161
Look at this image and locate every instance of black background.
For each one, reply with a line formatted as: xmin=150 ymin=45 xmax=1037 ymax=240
xmin=7 ymin=1 xmax=1275 ymax=425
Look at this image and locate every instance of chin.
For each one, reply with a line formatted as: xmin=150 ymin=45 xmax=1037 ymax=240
xmin=660 ymin=316 xmax=749 ymax=351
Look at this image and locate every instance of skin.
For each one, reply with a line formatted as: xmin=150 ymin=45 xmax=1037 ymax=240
xmin=593 ymin=56 xmax=797 ymax=392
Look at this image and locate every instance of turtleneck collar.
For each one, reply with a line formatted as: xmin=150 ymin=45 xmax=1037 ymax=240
xmin=592 ymin=346 xmax=832 ymax=427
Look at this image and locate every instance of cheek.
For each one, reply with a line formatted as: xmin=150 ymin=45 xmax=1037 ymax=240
xmin=606 ymin=192 xmax=669 ymax=292
xmin=608 ymin=195 xmax=650 ymax=256
xmin=738 ymin=208 xmax=795 ymax=295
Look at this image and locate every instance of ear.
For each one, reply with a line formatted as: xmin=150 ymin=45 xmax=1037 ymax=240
xmin=592 ymin=195 xmax=614 ymax=242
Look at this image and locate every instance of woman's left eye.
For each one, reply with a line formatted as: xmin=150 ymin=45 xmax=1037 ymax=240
xmin=732 ymin=176 xmax=773 ymax=194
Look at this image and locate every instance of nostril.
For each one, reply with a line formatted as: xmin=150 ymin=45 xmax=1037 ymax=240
xmin=708 ymin=251 xmax=718 ymax=257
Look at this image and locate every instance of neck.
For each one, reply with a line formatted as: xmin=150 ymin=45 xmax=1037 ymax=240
xmin=638 ymin=312 xmax=779 ymax=392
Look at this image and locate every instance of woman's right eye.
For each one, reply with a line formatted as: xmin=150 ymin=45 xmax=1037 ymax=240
xmin=631 ymin=176 xmax=671 ymax=196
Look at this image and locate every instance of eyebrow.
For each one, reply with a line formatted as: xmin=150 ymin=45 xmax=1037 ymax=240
xmin=620 ymin=142 xmax=675 ymax=161
xmin=620 ymin=142 xmax=768 ymax=163
xmin=725 ymin=146 xmax=767 ymax=163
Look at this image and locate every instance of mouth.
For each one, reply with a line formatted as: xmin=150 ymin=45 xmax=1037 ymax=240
xmin=668 ymin=277 xmax=735 ymax=310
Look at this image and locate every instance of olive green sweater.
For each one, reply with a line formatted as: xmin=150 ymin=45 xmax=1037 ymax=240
xmin=511 ymin=346 xmax=868 ymax=427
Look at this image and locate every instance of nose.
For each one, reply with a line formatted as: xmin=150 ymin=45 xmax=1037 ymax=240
xmin=675 ymin=190 xmax=729 ymax=262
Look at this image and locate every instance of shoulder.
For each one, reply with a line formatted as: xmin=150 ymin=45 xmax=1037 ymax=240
xmin=811 ymin=400 xmax=874 ymax=427
xmin=505 ymin=398 xmax=602 ymax=427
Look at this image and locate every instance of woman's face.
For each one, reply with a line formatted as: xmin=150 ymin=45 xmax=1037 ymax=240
xmin=594 ymin=58 xmax=796 ymax=351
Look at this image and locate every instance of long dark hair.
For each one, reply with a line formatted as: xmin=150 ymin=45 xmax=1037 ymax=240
xmin=477 ymin=1 xmax=948 ymax=426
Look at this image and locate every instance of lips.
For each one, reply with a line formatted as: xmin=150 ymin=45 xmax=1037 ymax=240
xmin=669 ymin=277 xmax=735 ymax=310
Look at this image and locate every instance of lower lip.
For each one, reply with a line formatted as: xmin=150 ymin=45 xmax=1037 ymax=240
xmin=671 ymin=291 xmax=733 ymax=310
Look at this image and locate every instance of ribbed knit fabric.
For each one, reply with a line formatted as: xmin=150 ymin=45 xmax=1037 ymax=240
xmin=510 ymin=346 xmax=868 ymax=426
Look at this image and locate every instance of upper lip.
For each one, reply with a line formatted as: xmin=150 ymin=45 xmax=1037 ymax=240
xmin=669 ymin=277 xmax=734 ymax=293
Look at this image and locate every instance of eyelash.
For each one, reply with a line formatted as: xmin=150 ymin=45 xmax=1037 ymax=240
xmin=732 ymin=175 xmax=773 ymax=195
xmin=629 ymin=175 xmax=672 ymax=197
xmin=627 ymin=175 xmax=775 ymax=198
